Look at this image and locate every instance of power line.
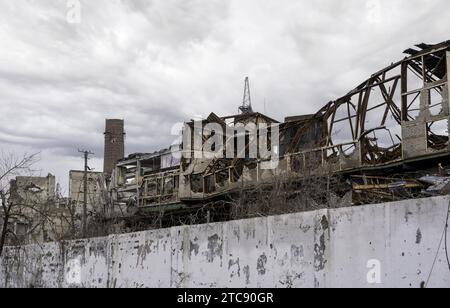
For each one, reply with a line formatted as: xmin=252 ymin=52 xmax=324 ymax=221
xmin=425 ymin=201 xmax=450 ymax=287
xmin=445 ymin=201 xmax=450 ymax=271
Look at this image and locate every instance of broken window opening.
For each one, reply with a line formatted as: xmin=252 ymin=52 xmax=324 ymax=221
xmin=216 ymin=169 xmax=229 ymax=188
xmin=26 ymin=183 xmax=43 ymax=194
xmin=427 ymin=119 xmax=449 ymax=151
xmin=406 ymin=63 xmax=426 ymax=93
xmin=423 ymin=52 xmax=447 ymax=81
xmin=156 ymin=179 xmax=162 ymax=196
xmin=342 ymin=144 xmax=357 ymax=157
xmin=328 ymin=100 xmax=357 ymax=147
xmin=428 ymin=86 xmax=445 ymax=116
xmin=163 ymin=177 xmax=175 ymax=195
xmin=204 ymin=175 xmax=215 ymax=194
xmin=324 ymin=143 xmax=355 ymax=164
xmin=191 ymin=174 xmax=204 ymax=194
xmin=405 ymin=92 xmax=421 ymax=120
xmin=231 ymin=165 xmax=244 ymax=183
xmin=174 ymin=176 xmax=179 ymax=193
xmin=326 ymin=148 xmax=338 ymax=161
xmin=361 ymin=127 xmax=401 ymax=165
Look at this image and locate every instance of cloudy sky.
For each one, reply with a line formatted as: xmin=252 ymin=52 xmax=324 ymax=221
xmin=0 ymin=0 xmax=449 ymax=192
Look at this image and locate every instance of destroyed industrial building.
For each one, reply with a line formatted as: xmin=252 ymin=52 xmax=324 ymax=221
xmin=3 ymin=40 xmax=450 ymax=243
xmin=105 ymin=41 xmax=450 ymax=227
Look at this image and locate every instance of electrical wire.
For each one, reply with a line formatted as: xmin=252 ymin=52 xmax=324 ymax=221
xmin=426 ymin=201 xmax=450 ymax=288
xmin=445 ymin=202 xmax=450 ymax=271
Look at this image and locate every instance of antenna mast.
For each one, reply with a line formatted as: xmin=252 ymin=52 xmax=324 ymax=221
xmin=239 ymin=77 xmax=254 ymax=114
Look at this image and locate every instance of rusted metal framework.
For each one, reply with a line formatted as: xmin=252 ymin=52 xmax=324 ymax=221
xmin=286 ymin=41 xmax=450 ymax=175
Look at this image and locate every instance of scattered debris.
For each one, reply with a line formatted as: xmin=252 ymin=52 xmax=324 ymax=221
xmin=419 ymin=176 xmax=450 ymax=195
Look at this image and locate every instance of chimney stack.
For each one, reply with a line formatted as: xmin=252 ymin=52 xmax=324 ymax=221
xmin=103 ymin=119 xmax=125 ymax=175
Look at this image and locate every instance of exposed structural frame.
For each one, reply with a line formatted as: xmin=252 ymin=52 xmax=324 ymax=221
xmin=107 ymin=41 xmax=450 ymax=212
xmin=286 ymin=41 xmax=450 ymax=173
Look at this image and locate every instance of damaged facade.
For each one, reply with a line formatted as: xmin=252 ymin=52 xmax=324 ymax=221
xmin=105 ymin=41 xmax=450 ymax=223
xmin=1 ymin=171 xmax=108 ymax=247
xmin=109 ymin=148 xmax=180 ymax=210
xmin=4 ymin=174 xmax=72 ymax=244
xmin=69 ymin=170 xmax=107 ymax=217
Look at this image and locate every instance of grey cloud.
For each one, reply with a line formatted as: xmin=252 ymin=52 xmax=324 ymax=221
xmin=1 ymin=0 xmax=450 ymax=192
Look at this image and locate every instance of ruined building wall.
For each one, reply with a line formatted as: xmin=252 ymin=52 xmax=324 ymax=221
xmin=1 ymin=196 xmax=449 ymax=288
xmin=69 ymin=170 xmax=105 ymax=216
xmin=104 ymin=119 xmax=125 ymax=175
xmin=10 ymin=174 xmax=56 ymax=205
xmin=7 ymin=174 xmax=57 ymax=244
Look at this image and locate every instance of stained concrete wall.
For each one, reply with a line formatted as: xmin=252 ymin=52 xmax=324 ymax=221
xmin=1 ymin=196 xmax=449 ymax=288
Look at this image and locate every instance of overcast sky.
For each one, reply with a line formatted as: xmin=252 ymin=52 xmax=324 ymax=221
xmin=0 ymin=0 xmax=449 ymax=192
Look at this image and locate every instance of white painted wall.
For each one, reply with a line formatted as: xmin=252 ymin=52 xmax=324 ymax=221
xmin=1 ymin=196 xmax=449 ymax=288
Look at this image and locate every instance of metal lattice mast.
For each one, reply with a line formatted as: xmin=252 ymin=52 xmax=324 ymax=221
xmin=239 ymin=77 xmax=254 ymax=114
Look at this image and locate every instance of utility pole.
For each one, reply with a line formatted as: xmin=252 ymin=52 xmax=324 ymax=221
xmin=78 ymin=149 xmax=94 ymax=238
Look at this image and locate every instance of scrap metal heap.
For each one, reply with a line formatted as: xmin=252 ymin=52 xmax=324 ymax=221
xmin=106 ymin=41 xmax=450 ymax=227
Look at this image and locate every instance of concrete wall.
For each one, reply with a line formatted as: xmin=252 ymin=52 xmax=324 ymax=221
xmin=1 ymin=196 xmax=449 ymax=288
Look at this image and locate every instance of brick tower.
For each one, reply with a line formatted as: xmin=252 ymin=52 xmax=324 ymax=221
xmin=103 ymin=119 xmax=125 ymax=175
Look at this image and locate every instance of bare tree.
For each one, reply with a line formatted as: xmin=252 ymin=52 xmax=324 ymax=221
xmin=0 ymin=152 xmax=40 ymax=257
